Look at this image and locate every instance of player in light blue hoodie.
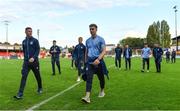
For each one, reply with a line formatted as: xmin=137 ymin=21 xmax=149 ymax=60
xmin=141 ymin=43 xmax=151 ymax=72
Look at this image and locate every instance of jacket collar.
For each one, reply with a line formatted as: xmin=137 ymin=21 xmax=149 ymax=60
xmin=26 ymin=36 xmax=33 ymax=40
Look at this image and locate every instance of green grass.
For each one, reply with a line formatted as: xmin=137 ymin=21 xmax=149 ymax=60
xmin=0 ymin=57 xmax=180 ymax=110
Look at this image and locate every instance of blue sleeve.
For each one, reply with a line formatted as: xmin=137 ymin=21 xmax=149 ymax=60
xmin=57 ymin=46 xmax=61 ymax=54
xmin=85 ymin=40 xmax=88 ymax=54
xmin=160 ymin=48 xmax=163 ymax=56
xmin=85 ymin=40 xmax=88 ymax=47
xmin=130 ymin=48 xmax=132 ymax=57
xmin=115 ymin=48 xmax=117 ymax=54
xmin=120 ymin=48 xmax=122 ymax=54
xmin=33 ymin=39 xmax=40 ymax=59
xmin=100 ymin=38 xmax=105 ymax=49
xmin=148 ymin=48 xmax=151 ymax=54
xmin=74 ymin=45 xmax=78 ymax=59
xmin=49 ymin=47 xmax=53 ymax=54
xmin=83 ymin=45 xmax=86 ymax=54
xmin=22 ymin=41 xmax=25 ymax=54
xmin=141 ymin=48 xmax=143 ymax=55
xmin=72 ymin=49 xmax=74 ymax=56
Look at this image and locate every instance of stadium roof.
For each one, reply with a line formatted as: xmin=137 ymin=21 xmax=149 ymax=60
xmin=172 ymin=35 xmax=180 ymax=40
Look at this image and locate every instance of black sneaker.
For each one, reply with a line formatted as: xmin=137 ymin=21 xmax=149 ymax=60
xmin=13 ymin=95 xmax=23 ymax=100
xmin=141 ymin=70 xmax=145 ymax=72
xmin=37 ymin=88 xmax=43 ymax=94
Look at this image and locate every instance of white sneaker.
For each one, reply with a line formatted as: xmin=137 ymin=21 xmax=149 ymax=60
xmin=98 ymin=92 xmax=105 ymax=98
xmin=81 ymin=97 xmax=90 ymax=103
xmin=77 ymin=77 xmax=81 ymax=82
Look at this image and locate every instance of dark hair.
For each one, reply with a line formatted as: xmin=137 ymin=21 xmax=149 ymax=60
xmin=78 ymin=37 xmax=83 ymax=40
xmin=144 ymin=43 xmax=148 ymax=45
xmin=53 ymin=40 xmax=56 ymax=42
xmin=89 ymin=24 xmax=98 ymax=29
xmin=25 ymin=27 xmax=32 ymax=31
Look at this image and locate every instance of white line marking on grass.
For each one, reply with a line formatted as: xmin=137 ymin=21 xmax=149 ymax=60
xmin=27 ymin=64 xmax=114 ymax=111
xmin=26 ymin=81 xmax=83 ymax=111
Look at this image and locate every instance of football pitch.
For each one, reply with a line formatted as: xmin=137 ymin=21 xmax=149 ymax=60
xmin=0 ymin=57 xmax=180 ymax=110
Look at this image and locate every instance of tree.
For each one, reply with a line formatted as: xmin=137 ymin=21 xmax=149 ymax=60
xmin=14 ymin=43 xmax=19 ymax=46
xmin=161 ymin=20 xmax=171 ymax=48
xmin=147 ymin=23 xmax=160 ymax=48
xmin=41 ymin=47 xmax=46 ymax=50
xmin=146 ymin=20 xmax=171 ymax=48
xmin=3 ymin=42 xmax=10 ymax=45
xmin=68 ymin=47 xmax=73 ymax=53
xmin=120 ymin=37 xmax=145 ymax=49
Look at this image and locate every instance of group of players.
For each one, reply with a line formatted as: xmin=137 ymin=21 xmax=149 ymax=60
xmin=113 ymin=43 xmax=176 ymax=73
xmin=13 ymin=24 xmax=177 ymax=104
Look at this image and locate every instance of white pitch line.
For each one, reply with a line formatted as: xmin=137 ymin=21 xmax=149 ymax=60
xmin=27 ymin=64 xmax=114 ymax=111
xmin=26 ymin=81 xmax=83 ymax=111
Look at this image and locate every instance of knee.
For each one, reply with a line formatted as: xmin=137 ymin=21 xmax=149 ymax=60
xmin=51 ymin=61 xmax=55 ymax=64
xmin=56 ymin=60 xmax=60 ymax=64
xmin=21 ymin=68 xmax=27 ymax=75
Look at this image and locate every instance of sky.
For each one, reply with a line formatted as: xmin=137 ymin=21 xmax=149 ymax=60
xmin=0 ymin=0 xmax=179 ymax=48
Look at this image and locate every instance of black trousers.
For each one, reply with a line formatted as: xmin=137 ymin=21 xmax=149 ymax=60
xmin=71 ymin=59 xmax=74 ymax=67
xmin=76 ymin=59 xmax=84 ymax=76
xmin=166 ymin=56 xmax=170 ymax=63
xmin=115 ymin=57 xmax=121 ymax=68
xmin=171 ymin=57 xmax=176 ymax=63
xmin=142 ymin=58 xmax=149 ymax=70
xmin=86 ymin=64 xmax=105 ymax=92
xmin=125 ymin=58 xmax=131 ymax=70
xmin=71 ymin=59 xmax=76 ymax=68
xmin=18 ymin=60 xmax=42 ymax=95
xmin=155 ymin=58 xmax=161 ymax=72
xmin=51 ymin=57 xmax=61 ymax=74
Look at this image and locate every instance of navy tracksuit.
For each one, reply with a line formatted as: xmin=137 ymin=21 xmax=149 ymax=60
xmin=115 ymin=47 xmax=122 ymax=68
xmin=18 ymin=37 xmax=42 ymax=96
xmin=70 ymin=48 xmax=76 ymax=68
xmin=165 ymin=51 xmax=170 ymax=63
xmin=153 ymin=47 xmax=163 ymax=72
xmin=84 ymin=57 xmax=109 ymax=92
xmin=123 ymin=48 xmax=132 ymax=70
xmin=49 ymin=45 xmax=61 ymax=75
xmin=171 ymin=51 xmax=176 ymax=63
xmin=74 ymin=43 xmax=86 ymax=76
